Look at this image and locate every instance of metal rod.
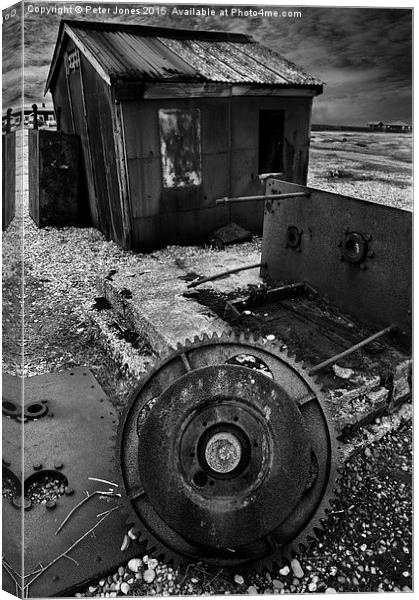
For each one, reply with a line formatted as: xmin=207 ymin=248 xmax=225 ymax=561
xmin=187 ymin=262 xmax=266 ymax=289
xmin=216 ymin=192 xmax=310 ymax=205
xmin=309 ymin=324 xmax=397 ymax=375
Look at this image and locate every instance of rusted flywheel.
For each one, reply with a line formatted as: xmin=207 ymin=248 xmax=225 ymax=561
xmin=117 ymin=332 xmax=338 ymax=570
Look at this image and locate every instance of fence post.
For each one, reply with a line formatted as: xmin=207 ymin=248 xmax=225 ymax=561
xmin=6 ymin=108 xmax=12 ymax=133
xmin=56 ymin=106 xmax=62 ymax=132
xmin=32 ymin=103 xmax=38 ymax=130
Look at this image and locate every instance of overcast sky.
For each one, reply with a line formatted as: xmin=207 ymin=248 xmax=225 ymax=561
xmin=2 ymin=4 xmax=412 ymax=126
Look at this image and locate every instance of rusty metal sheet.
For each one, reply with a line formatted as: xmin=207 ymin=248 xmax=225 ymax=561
xmin=2 ymin=368 xmax=145 ymax=598
xmin=51 ymin=21 xmax=322 ymax=89
xmin=260 ymin=179 xmax=412 ymax=345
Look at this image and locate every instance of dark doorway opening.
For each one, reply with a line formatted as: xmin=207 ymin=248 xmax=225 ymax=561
xmin=258 ymin=110 xmax=285 ymax=174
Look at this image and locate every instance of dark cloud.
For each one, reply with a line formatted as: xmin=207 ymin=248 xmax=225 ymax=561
xmin=2 ymin=4 xmax=412 ymax=125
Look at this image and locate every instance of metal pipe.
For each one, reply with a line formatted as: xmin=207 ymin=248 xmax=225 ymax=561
xmin=187 ymin=262 xmax=266 ymax=289
xmin=216 ymin=192 xmax=310 ymax=205
xmin=309 ymin=324 xmax=397 ymax=375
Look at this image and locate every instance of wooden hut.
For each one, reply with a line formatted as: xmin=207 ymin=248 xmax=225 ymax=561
xmin=45 ymin=20 xmax=323 ymax=251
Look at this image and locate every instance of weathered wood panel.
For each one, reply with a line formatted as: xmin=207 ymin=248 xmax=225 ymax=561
xmin=81 ymin=56 xmax=126 ymax=247
xmin=28 ymin=130 xmax=80 ymax=228
xmin=2 ymin=132 xmax=16 ymax=230
xmin=65 ymin=40 xmax=100 ymax=229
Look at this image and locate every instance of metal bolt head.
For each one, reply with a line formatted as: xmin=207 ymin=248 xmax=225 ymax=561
xmin=33 ymin=463 xmax=42 ymax=471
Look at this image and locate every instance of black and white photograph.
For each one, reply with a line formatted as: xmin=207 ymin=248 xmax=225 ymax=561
xmin=2 ymin=1 xmax=413 ymax=598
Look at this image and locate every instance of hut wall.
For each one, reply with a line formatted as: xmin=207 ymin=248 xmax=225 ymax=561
xmin=51 ymin=40 xmax=125 ymax=246
xmin=122 ymin=95 xmax=313 ymax=250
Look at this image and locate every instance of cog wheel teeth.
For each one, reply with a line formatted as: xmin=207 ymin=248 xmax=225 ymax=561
xmin=117 ymin=330 xmax=340 ymax=572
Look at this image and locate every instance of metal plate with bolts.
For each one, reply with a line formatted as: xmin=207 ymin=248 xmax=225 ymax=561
xmin=261 ymin=179 xmax=412 ymax=344
xmin=2 ymin=369 xmax=145 ymax=598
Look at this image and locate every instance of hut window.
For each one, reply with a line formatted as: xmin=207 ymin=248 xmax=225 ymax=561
xmin=66 ymin=49 xmax=80 ymax=73
xmin=258 ymin=110 xmax=285 ymax=174
xmin=159 ymin=108 xmax=202 ymax=188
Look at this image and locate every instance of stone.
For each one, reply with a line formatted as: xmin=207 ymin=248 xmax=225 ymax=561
xmin=291 ymin=558 xmax=304 ymax=579
xmin=143 ymin=569 xmax=156 ymax=583
xmin=127 ymin=558 xmax=143 ymax=573
xmin=148 ymin=558 xmax=159 ymax=570
xmin=272 ymin=580 xmax=283 ymax=590
xmin=120 ymin=582 xmax=130 ymax=595
xmin=234 ymin=575 xmax=245 ymax=585
xmin=325 ymin=588 xmax=337 ymax=594
xmin=279 ymin=566 xmax=290 ymax=576
xmin=247 ymin=586 xmax=258 ymax=594
xmin=308 ymin=582 xmax=317 ymax=592
xmin=332 ymin=364 xmax=354 ymax=379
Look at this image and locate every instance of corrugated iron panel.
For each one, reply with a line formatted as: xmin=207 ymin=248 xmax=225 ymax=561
xmin=67 ymin=24 xmax=321 ymax=87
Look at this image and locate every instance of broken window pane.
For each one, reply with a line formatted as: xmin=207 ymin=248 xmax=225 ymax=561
xmin=159 ymin=108 xmax=202 ymax=188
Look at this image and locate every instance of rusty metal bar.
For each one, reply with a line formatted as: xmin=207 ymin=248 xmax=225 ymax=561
xmin=187 ymin=262 xmax=266 ymax=289
xmin=309 ymin=324 xmax=397 ymax=375
xmin=216 ymin=192 xmax=310 ymax=205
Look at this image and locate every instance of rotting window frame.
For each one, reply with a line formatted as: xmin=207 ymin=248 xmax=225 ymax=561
xmin=158 ymin=107 xmax=203 ymax=189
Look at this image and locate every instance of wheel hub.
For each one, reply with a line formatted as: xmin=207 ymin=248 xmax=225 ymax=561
xmin=118 ymin=333 xmax=338 ymax=568
xmin=204 ymin=431 xmax=242 ymax=474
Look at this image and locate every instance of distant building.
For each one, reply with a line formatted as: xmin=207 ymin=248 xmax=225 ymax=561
xmin=385 ymin=120 xmax=412 ymax=132
xmin=368 ymin=121 xmax=384 ymax=131
xmin=368 ymin=120 xmax=411 ymax=132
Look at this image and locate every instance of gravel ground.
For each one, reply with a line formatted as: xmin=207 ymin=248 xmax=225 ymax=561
xmin=307 ymin=131 xmax=412 ymax=210
xmin=2 ymin=130 xmax=413 ymax=595
xmin=75 ymin=421 xmax=412 ymax=597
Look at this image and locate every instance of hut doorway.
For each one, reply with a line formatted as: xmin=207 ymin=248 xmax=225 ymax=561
xmin=258 ymin=110 xmax=285 ymax=174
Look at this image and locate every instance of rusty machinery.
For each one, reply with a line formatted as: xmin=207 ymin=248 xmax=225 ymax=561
xmin=117 ymin=180 xmax=411 ymax=570
xmin=3 ymin=181 xmax=412 ymax=593
xmin=118 ymin=333 xmax=338 ymax=570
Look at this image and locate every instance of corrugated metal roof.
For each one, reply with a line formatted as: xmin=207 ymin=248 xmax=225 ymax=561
xmin=46 ymin=20 xmax=323 ymax=92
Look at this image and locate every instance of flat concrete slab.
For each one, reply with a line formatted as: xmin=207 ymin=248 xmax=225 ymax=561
xmin=96 ymin=248 xmax=262 ymax=354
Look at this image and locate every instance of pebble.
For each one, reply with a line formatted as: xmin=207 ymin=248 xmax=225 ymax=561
xmin=234 ymin=575 xmax=245 ymax=585
xmin=308 ymin=582 xmax=317 ymax=592
xmin=127 ymin=558 xmax=142 ymax=573
xmin=247 ymin=586 xmax=258 ymax=594
xmin=143 ymin=569 xmax=156 ymax=583
xmin=120 ymin=582 xmax=130 ymax=595
xmin=272 ymin=580 xmax=283 ymax=590
xmin=148 ymin=558 xmax=158 ymax=570
xmin=279 ymin=565 xmax=290 ymax=576
xmin=325 ymin=588 xmax=337 ymax=594
xmin=291 ymin=558 xmax=304 ymax=579
xmin=117 ymin=567 xmax=124 ymax=577
xmin=266 ymin=334 xmax=276 ymax=341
